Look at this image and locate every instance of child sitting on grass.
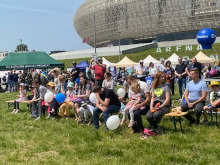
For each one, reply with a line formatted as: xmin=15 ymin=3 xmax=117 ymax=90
xmin=12 ymin=83 xmax=27 ymax=114
xmin=120 ymin=82 xmax=144 ymax=127
xmin=78 ymin=101 xmax=93 ymax=125
xmin=59 ymin=82 xmax=76 ymax=119
xmin=203 ymin=81 xmax=220 ymax=125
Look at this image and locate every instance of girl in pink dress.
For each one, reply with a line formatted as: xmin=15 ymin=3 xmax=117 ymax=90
xmin=12 ymin=83 xmax=27 ymax=114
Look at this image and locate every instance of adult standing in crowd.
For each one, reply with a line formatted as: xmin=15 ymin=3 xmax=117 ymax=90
xmin=90 ymin=58 xmax=106 ymax=87
xmin=8 ymin=71 xmax=14 ymax=92
xmin=186 ymin=57 xmax=202 ymax=77
xmin=214 ymin=60 xmax=220 ymax=75
xmin=70 ymin=62 xmax=80 ymax=82
xmin=102 ymin=72 xmax=116 ymax=92
xmin=13 ymin=71 xmax=19 ymax=92
xmin=29 ymin=80 xmax=47 ymax=119
xmin=136 ymin=60 xmax=146 ymax=81
xmin=181 ymin=68 xmax=207 ymax=125
xmin=125 ymin=75 xmax=151 ymax=133
xmin=48 ymin=68 xmax=60 ymax=90
xmin=146 ymin=72 xmax=170 ymax=133
xmin=92 ymin=86 xmax=121 ymax=130
xmin=164 ymin=60 xmax=175 ymax=95
xmin=175 ymin=56 xmax=187 ymax=98
xmin=156 ymin=59 xmax=165 ymax=72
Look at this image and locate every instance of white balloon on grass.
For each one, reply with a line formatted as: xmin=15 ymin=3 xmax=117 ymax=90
xmin=117 ymin=88 xmax=126 ymax=98
xmin=44 ymin=92 xmax=54 ymax=102
xmin=89 ymin=92 xmax=97 ymax=104
xmin=106 ymin=115 xmax=120 ymax=130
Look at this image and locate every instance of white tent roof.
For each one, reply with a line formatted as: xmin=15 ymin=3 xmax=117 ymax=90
xmin=194 ymin=51 xmax=215 ymax=64
xmin=102 ymin=57 xmax=116 ymax=66
xmin=166 ymin=53 xmax=179 ymax=65
xmin=143 ymin=55 xmax=160 ymax=66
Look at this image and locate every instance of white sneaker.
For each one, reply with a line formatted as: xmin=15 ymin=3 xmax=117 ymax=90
xmin=35 ymin=116 xmax=41 ymax=120
xmin=46 ymin=115 xmax=50 ymax=119
xmin=12 ymin=109 xmax=16 ymax=113
xmin=14 ymin=109 xmax=20 ymax=114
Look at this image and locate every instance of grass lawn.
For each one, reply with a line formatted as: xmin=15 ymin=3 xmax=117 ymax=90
xmin=1 ymin=88 xmax=220 ymax=164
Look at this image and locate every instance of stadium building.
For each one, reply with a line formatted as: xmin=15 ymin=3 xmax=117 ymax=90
xmin=74 ymin=0 xmax=220 ymax=48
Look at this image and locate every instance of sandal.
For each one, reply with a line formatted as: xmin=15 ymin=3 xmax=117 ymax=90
xmin=144 ymin=128 xmax=157 ymax=136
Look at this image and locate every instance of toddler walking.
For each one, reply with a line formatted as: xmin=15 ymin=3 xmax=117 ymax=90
xmin=12 ymin=83 xmax=27 ymax=114
xmin=120 ymin=82 xmax=144 ymax=127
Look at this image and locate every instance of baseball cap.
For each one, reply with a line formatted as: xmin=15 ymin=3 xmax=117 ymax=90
xmin=139 ymin=60 xmax=144 ymax=63
xmin=72 ymin=62 xmax=76 ymax=64
xmin=98 ymin=58 xmax=102 ymax=61
xmin=81 ymin=101 xmax=87 ymax=107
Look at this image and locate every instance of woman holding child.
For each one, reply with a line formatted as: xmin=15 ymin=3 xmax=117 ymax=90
xmin=72 ymin=75 xmax=94 ymax=122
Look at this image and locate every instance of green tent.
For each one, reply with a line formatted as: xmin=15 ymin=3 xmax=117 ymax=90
xmin=0 ymin=52 xmax=64 ymax=70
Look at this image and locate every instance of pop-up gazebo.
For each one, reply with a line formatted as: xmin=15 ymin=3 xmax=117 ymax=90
xmin=0 ymin=52 xmax=64 ymax=70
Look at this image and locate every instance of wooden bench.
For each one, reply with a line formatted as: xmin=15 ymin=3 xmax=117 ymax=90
xmin=165 ymin=112 xmax=188 ymax=132
xmin=6 ymin=100 xmax=30 ymax=111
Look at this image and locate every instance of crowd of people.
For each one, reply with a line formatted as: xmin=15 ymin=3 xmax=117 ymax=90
xmin=4 ymin=57 xmax=220 ymax=138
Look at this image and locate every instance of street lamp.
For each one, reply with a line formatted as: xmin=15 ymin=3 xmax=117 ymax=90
xmin=118 ymin=32 xmax=121 ymax=61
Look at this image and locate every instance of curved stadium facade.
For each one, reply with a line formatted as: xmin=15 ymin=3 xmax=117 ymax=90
xmin=74 ymin=0 xmax=220 ymax=48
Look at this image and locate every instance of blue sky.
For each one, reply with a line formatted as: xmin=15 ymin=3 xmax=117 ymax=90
xmin=0 ymin=0 xmax=91 ymax=53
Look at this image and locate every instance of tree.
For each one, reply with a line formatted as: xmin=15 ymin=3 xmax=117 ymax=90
xmin=16 ymin=44 xmax=28 ymax=52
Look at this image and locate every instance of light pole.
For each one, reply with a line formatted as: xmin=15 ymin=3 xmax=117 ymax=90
xmin=118 ymin=32 xmax=121 ymax=61
xmin=93 ymin=15 xmax=97 ymax=54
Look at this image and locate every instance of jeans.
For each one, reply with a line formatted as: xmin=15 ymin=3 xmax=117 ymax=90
xmin=93 ymin=105 xmax=120 ymax=130
xmin=31 ymin=101 xmax=43 ymax=117
xmin=176 ymin=78 xmax=186 ymax=98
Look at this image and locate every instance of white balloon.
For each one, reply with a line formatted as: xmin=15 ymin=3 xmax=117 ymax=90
xmin=44 ymin=92 xmax=54 ymax=103
xmin=117 ymin=88 xmax=126 ymax=98
xmin=106 ymin=115 xmax=120 ymax=130
xmin=89 ymin=92 xmax=97 ymax=104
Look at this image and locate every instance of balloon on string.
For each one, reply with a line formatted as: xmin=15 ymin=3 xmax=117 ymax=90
xmin=89 ymin=92 xmax=97 ymax=104
xmin=44 ymin=92 xmax=54 ymax=102
xmin=117 ymin=88 xmax=126 ymax=98
xmin=56 ymin=93 xmax=66 ymax=103
xmin=106 ymin=115 xmax=120 ymax=130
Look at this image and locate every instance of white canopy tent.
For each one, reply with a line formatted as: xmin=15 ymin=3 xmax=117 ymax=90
xmin=143 ymin=55 xmax=160 ymax=66
xmin=102 ymin=57 xmax=116 ymax=67
xmin=166 ymin=53 xmax=179 ymax=66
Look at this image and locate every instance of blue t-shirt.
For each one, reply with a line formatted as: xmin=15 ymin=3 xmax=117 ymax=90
xmin=186 ymin=79 xmax=207 ymax=101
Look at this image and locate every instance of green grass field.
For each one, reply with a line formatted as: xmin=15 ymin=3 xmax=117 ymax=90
xmin=60 ymin=43 xmax=220 ymax=69
xmin=1 ymin=89 xmax=220 ymax=164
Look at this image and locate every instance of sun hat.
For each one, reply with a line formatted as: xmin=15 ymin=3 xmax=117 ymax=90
xmin=20 ymin=83 xmax=25 ymax=86
xmin=46 ymin=82 xmax=55 ymax=87
xmin=209 ymin=80 xmax=219 ymax=87
xmin=67 ymin=82 xmax=74 ymax=88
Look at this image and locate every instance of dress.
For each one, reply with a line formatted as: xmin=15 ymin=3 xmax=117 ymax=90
xmin=16 ymin=89 xmax=27 ymax=102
